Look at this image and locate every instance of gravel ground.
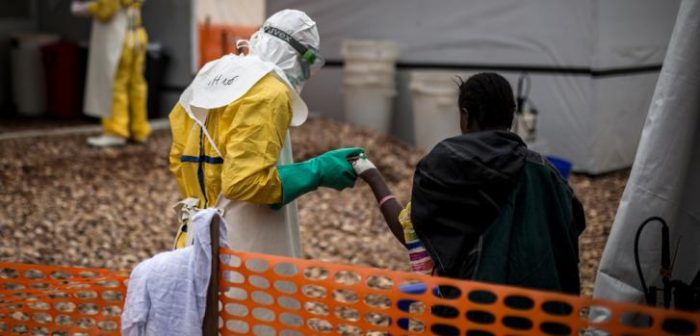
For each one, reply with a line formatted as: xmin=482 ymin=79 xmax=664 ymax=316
xmin=0 ymin=118 xmax=627 ymax=296
xmin=0 ymin=116 xmax=95 ymax=134
xmin=570 ymin=170 xmax=629 ymax=296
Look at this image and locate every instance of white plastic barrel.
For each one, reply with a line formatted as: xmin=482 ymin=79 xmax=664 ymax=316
xmin=10 ymin=34 xmax=60 ymax=117
xmin=341 ymin=39 xmax=399 ymax=134
xmin=410 ymin=71 xmax=464 ymax=151
xmin=343 ymin=86 xmax=397 ymax=134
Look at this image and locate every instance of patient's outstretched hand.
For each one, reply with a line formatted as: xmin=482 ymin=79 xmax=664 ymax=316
xmin=350 ymin=153 xmax=377 ymax=177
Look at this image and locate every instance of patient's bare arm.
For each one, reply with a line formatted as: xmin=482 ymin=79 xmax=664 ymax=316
xmin=351 ymin=156 xmax=405 ymax=245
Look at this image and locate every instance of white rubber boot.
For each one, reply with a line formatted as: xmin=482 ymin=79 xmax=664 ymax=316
xmin=87 ymin=134 xmax=127 ymax=147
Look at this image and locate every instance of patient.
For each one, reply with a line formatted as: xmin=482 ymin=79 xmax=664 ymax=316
xmin=353 ymin=73 xmax=585 ymax=294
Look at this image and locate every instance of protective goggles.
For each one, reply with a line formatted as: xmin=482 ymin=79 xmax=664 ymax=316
xmin=263 ymin=25 xmax=325 ymax=80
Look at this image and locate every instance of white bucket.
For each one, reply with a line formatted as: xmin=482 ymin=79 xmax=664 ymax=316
xmin=341 ymin=39 xmax=399 ymax=134
xmin=343 ymin=71 xmax=395 ymax=88
xmin=410 ymin=71 xmax=464 ymax=151
xmin=344 ymin=60 xmax=396 ymax=74
xmin=343 ymin=86 xmax=396 ymax=134
xmin=341 ymin=39 xmax=399 ymax=61
xmin=10 ymin=34 xmax=60 ymax=117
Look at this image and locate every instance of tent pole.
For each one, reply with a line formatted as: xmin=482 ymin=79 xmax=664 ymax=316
xmin=202 ymin=215 xmax=220 ymax=335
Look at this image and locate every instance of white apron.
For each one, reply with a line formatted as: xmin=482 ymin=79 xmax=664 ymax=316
xmin=178 ymin=55 xmax=308 ymax=257
xmin=84 ymin=6 xmax=128 ymax=118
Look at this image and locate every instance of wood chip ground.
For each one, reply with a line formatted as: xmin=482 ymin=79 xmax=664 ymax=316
xmin=0 ymin=118 xmax=628 ymax=296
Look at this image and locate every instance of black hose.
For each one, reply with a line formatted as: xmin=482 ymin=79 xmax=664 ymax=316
xmin=634 ymin=216 xmax=668 ymax=306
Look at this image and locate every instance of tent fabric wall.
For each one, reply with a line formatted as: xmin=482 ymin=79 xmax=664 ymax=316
xmin=36 ymin=0 xmax=90 ymax=42
xmin=594 ymin=0 xmax=700 ymax=305
xmin=268 ymin=0 xmax=680 ymax=174
xmin=140 ymin=0 xmax=195 ymax=89
xmin=593 ymin=0 xmax=680 ymax=69
xmin=589 ymin=74 xmax=660 ymax=173
xmin=272 ymin=0 xmax=595 ymax=66
xmin=140 ymin=0 xmax=196 ymax=115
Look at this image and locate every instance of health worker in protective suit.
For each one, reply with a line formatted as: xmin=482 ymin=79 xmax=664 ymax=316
xmin=71 ymin=0 xmax=150 ymax=147
xmin=168 ymin=9 xmax=363 ymax=256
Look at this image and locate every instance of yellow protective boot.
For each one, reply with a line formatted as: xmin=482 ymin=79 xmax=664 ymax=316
xmin=101 ymin=27 xmax=150 ymax=143
xmin=127 ymin=28 xmax=150 ymax=142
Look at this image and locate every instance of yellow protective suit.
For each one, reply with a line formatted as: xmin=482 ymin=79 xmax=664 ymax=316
xmin=169 ymin=74 xmax=292 ymax=247
xmin=87 ymin=0 xmax=150 ymax=141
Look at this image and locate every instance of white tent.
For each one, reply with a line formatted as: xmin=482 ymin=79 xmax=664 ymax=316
xmin=594 ymin=0 xmax=700 ymax=306
xmin=268 ymin=0 xmax=680 ymax=174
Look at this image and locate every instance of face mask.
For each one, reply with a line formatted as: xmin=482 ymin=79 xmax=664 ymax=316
xmin=287 ymin=75 xmax=305 ymax=94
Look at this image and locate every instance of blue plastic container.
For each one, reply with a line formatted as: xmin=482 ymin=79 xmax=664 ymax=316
xmin=545 ymin=156 xmax=572 ymax=181
xmin=397 ymin=283 xmax=445 ymax=312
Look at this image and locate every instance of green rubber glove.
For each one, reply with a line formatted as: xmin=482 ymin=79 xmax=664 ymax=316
xmin=275 ymin=147 xmax=364 ymax=206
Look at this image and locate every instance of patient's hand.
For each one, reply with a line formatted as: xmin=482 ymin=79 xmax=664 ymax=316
xmin=350 ymin=154 xmax=377 ymax=178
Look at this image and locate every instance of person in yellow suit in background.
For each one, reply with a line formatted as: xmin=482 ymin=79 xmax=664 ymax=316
xmin=72 ymin=0 xmax=150 ymax=147
xmin=169 ymin=10 xmax=363 ymax=256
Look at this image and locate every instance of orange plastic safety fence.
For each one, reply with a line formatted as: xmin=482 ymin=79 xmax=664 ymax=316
xmin=0 ymin=262 xmax=128 ymax=335
xmin=217 ymin=248 xmax=700 ymax=336
xmin=2 ymin=251 xmax=699 ymax=336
